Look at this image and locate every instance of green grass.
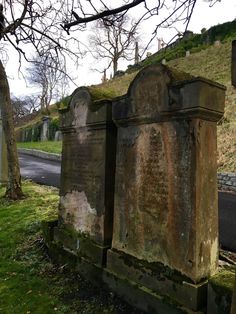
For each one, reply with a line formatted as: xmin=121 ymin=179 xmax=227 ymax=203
xmin=17 ymin=141 xmax=62 ymax=154
xmin=0 ymin=181 xmax=141 ymax=314
xmin=168 ymin=41 xmax=236 ymax=172
xmin=0 ymin=181 xmax=60 ymax=313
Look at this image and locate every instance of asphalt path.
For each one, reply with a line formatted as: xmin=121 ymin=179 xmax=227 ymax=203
xmin=19 ymin=153 xmax=61 ymax=188
xmin=19 ymin=152 xmax=236 ymax=252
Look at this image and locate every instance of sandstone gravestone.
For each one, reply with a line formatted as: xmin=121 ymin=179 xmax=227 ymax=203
xmin=106 ymin=64 xmax=225 ymax=311
xmin=54 ymin=87 xmax=117 ymax=266
xmin=232 ymin=40 xmax=236 ymax=87
xmin=0 ymin=109 xmax=8 ymax=184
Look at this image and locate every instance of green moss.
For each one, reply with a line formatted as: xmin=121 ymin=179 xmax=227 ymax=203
xmin=166 ymin=66 xmax=195 ymax=83
xmin=209 ymin=270 xmax=235 ymax=313
xmin=112 ymin=248 xmax=195 ymax=285
xmin=209 ymin=270 xmax=235 ymax=295
xmin=54 ymin=224 xmax=107 ymax=265
xmin=55 ymin=96 xmax=71 ymax=110
xmin=89 ymin=86 xmax=118 ymax=101
xmin=0 ymin=181 xmax=140 ymax=313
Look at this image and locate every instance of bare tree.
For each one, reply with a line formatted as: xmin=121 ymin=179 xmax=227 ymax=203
xmin=0 ymin=0 xmax=221 ymax=200
xmin=26 ymin=52 xmax=69 ymax=114
xmin=89 ymin=14 xmax=138 ymax=76
xmin=63 ymin=0 xmax=221 ymax=55
xmin=0 ymin=0 xmax=80 ymax=199
xmin=11 ymin=96 xmax=30 ymax=120
xmin=11 ymin=95 xmax=39 ymax=121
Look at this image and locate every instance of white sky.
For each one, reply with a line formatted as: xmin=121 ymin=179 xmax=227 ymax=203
xmin=5 ymin=0 xmax=236 ymax=100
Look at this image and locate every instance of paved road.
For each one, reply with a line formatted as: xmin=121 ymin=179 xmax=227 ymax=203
xmin=19 ymin=152 xmax=236 ymax=252
xmin=219 ymin=191 xmax=236 ymax=252
xmin=19 ymin=153 xmax=61 ymax=188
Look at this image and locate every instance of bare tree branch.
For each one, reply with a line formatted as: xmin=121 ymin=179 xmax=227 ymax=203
xmin=64 ymin=0 xmax=144 ymax=30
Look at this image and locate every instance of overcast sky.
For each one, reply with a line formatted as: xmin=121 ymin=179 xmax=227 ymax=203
xmin=5 ymin=0 xmax=236 ymax=100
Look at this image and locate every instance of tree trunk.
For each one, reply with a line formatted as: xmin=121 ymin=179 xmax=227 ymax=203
xmin=0 ymin=60 xmax=24 ymax=199
xmin=113 ymin=57 xmax=118 ymax=77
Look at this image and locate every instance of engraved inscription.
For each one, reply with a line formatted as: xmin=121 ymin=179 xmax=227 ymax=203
xmin=61 ymin=129 xmax=105 ymax=214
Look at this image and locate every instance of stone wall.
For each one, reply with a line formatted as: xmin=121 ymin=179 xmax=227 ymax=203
xmin=218 ymin=172 xmax=236 ymax=192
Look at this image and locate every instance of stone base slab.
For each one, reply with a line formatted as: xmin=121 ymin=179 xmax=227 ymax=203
xmin=106 ymin=249 xmax=208 ymax=312
xmin=46 ymin=242 xmax=202 ymax=313
xmin=43 ymin=221 xmax=207 ymax=314
xmin=53 ymin=225 xmax=110 ymax=266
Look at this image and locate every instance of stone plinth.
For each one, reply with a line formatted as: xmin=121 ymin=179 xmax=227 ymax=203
xmin=55 ymin=87 xmax=117 ymax=266
xmin=0 ymin=109 xmax=7 ymax=184
xmin=107 ymin=64 xmax=225 ymax=310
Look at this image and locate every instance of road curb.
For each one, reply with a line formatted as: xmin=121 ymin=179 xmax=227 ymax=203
xmin=18 ymin=148 xmax=61 ymax=162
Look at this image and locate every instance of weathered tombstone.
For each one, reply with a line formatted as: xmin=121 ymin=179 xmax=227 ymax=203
xmin=186 ymin=50 xmax=190 ymax=57
xmin=54 ymin=87 xmax=117 ymax=266
xmin=161 ymin=58 xmax=166 ymax=65
xmin=231 ymin=40 xmax=236 ymax=87
xmin=0 ymin=109 xmax=7 ymax=184
xmin=54 ymin=130 xmax=62 ymax=141
xmin=214 ymin=40 xmax=221 ymax=47
xmin=41 ymin=116 xmax=51 ymax=141
xmin=106 ymin=64 xmax=225 ymax=311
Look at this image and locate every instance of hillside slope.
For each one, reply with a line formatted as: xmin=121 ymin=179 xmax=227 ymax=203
xmin=168 ymin=41 xmax=235 ymax=172
xmin=17 ymin=41 xmax=235 ymax=172
xmin=88 ymin=41 xmax=235 ymax=172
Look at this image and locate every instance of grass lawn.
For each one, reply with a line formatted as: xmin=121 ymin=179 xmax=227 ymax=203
xmin=0 ymin=181 xmax=140 ymax=314
xmin=17 ymin=141 xmax=62 ymax=154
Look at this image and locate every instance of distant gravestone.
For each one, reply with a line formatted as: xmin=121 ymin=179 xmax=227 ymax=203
xmin=54 ymin=130 xmax=62 ymax=141
xmin=107 ymin=64 xmax=225 ymax=311
xmin=41 ymin=116 xmax=51 ymax=141
xmin=54 ymin=87 xmax=117 ymax=266
xmin=0 ymin=109 xmax=8 ymax=184
xmin=161 ymin=58 xmax=166 ymax=64
xmin=232 ymin=40 xmax=236 ymax=87
xmin=186 ymin=50 xmax=190 ymax=57
xmin=214 ymin=40 xmax=221 ymax=47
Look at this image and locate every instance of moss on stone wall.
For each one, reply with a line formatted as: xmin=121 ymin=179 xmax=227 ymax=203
xmin=209 ymin=269 xmax=235 ymax=295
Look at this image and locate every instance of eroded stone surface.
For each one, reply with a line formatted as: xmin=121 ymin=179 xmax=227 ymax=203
xmin=110 ymin=64 xmax=225 ymax=283
xmin=59 ymin=87 xmax=117 ymax=248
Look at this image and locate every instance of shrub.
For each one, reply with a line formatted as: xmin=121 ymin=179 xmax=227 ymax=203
xmin=48 ymin=118 xmax=59 ymax=141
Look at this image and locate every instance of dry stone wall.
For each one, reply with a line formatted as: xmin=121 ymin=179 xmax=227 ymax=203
xmin=218 ymin=172 xmax=236 ymax=192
